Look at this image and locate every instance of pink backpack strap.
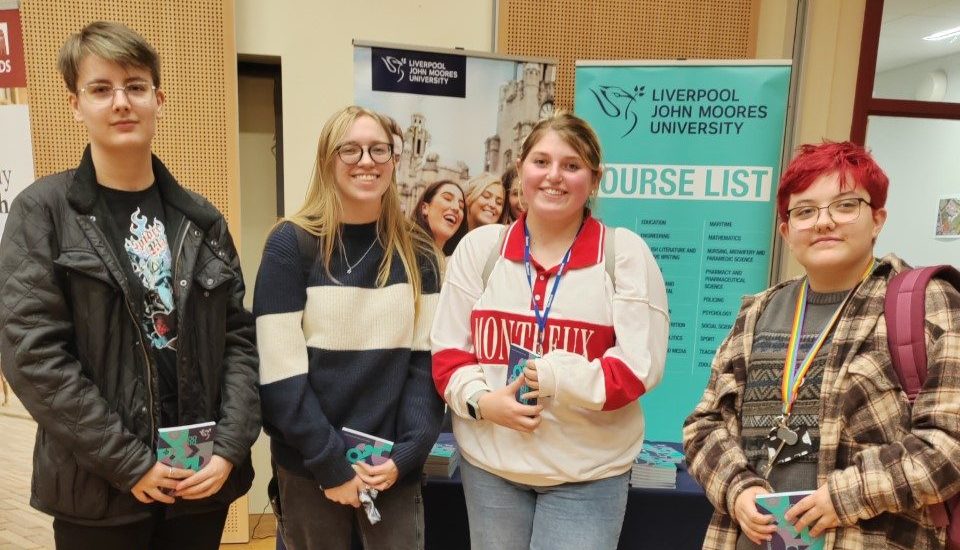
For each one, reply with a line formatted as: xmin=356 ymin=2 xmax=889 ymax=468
xmin=884 ymin=265 xmax=960 ymax=399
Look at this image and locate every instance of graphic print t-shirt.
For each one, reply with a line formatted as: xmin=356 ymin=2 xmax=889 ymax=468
xmin=100 ymin=184 xmax=180 ymax=426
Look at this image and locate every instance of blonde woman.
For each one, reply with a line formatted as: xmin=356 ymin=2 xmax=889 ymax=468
xmin=464 ymin=172 xmax=506 ymax=230
xmin=255 ymin=106 xmax=443 ymax=549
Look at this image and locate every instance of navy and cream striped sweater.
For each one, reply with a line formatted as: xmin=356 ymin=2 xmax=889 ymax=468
xmin=254 ymin=221 xmax=442 ymax=488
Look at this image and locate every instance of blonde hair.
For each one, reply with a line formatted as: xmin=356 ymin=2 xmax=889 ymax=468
xmin=464 ymin=172 xmax=506 ymax=225
xmin=286 ymin=106 xmax=438 ymax=318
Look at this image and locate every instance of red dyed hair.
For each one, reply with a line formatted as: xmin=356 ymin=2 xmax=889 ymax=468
xmin=776 ymin=141 xmax=889 ymax=221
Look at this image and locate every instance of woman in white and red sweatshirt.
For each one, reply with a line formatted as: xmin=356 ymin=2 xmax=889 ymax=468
xmin=431 ymin=112 xmax=670 ymax=550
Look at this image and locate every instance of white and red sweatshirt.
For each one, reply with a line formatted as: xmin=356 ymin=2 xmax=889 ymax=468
xmin=431 ymin=215 xmax=669 ymax=486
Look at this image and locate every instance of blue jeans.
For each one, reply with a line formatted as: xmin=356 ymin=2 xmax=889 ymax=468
xmin=459 ymin=459 xmax=629 ymax=550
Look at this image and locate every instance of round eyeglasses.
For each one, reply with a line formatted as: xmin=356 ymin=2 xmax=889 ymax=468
xmin=787 ymin=197 xmax=872 ymax=230
xmin=79 ymin=81 xmax=157 ymax=106
xmin=336 ymin=143 xmax=394 ymax=165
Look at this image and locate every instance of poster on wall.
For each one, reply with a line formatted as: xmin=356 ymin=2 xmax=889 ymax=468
xmin=575 ymin=60 xmax=791 ymax=443
xmin=353 ymin=40 xmax=556 ymax=214
xmin=0 ymin=3 xmax=34 ymax=239
xmin=936 ymin=197 xmax=960 ymax=237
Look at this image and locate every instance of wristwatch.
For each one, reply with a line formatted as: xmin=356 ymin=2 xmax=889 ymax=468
xmin=466 ymin=390 xmax=489 ymax=420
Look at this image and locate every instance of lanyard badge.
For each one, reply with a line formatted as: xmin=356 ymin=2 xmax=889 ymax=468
xmin=764 ymin=259 xmax=875 ymax=478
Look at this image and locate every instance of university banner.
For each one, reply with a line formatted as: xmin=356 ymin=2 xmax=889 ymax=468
xmin=575 ymin=61 xmax=791 ymax=443
xmin=353 ymin=41 xmax=556 ymax=214
xmin=0 ymin=3 xmax=27 ymax=88
xmin=0 ymin=2 xmax=34 ymax=239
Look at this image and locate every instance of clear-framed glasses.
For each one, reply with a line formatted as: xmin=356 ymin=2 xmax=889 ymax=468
xmin=336 ymin=142 xmax=394 ymax=165
xmin=79 ymin=81 xmax=157 ymax=106
xmin=787 ymin=197 xmax=872 ymax=230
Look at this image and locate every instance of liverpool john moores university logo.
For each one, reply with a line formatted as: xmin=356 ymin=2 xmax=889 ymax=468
xmin=371 ymin=47 xmax=466 ymax=98
xmin=381 ymin=55 xmax=406 ymax=83
xmin=590 ymin=85 xmax=646 ymax=137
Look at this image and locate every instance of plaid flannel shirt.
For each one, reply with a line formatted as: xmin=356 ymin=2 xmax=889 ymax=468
xmin=683 ymin=254 xmax=960 ymax=550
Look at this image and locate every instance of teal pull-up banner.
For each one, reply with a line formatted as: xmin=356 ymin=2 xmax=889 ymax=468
xmin=575 ymin=61 xmax=791 ymax=443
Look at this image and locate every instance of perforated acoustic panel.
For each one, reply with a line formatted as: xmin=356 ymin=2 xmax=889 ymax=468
xmin=221 ymin=494 xmax=250 ymax=544
xmin=19 ymin=0 xmax=239 ymax=228
xmin=497 ymin=0 xmax=760 ymax=111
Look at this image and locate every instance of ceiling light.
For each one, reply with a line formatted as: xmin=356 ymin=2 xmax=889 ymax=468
xmin=923 ymin=25 xmax=960 ymax=41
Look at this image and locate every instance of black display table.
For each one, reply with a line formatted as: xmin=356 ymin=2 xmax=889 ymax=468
xmin=275 ymin=462 xmax=713 ymax=550
xmin=422 ymin=464 xmax=713 ymax=550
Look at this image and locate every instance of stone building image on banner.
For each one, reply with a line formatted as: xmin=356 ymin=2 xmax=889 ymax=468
xmin=395 ymin=62 xmax=556 ymax=214
xmin=396 ymin=113 xmax=470 ymax=214
xmin=484 ymin=62 xmax=556 ymax=175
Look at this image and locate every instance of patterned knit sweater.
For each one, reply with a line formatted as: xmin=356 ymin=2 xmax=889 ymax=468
xmin=735 ymin=281 xmax=846 ymax=550
xmin=255 ymin=221 xmax=442 ymax=488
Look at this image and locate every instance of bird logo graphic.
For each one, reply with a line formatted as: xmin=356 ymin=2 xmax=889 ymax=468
xmin=590 ymin=85 xmax=645 ymax=137
xmin=381 ymin=56 xmax=407 ymax=83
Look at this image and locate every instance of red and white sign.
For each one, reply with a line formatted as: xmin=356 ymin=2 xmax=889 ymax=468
xmin=0 ymin=8 xmax=27 ymax=88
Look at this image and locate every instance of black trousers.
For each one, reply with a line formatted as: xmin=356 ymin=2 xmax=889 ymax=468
xmin=53 ymin=506 xmax=229 ymax=550
xmin=276 ymin=465 xmax=424 ymax=550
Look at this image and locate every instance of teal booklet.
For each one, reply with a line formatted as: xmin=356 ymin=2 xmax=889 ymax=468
xmin=156 ymin=421 xmax=216 ymax=472
xmin=342 ymin=427 xmax=394 ymax=466
xmin=754 ymin=490 xmax=825 ymax=550
xmin=507 ymin=343 xmax=539 ymax=405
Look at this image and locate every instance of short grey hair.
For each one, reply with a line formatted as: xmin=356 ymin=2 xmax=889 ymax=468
xmin=58 ymin=21 xmax=160 ymax=93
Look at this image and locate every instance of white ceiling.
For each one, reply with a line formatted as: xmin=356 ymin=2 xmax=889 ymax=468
xmin=877 ymin=0 xmax=960 ymax=72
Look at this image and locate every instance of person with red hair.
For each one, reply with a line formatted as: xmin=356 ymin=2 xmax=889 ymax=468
xmin=684 ymin=141 xmax=960 ymax=550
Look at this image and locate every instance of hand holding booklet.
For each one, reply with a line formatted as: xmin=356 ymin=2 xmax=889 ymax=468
xmin=342 ymin=427 xmax=395 ymax=525
xmin=342 ymin=427 xmax=394 ymax=466
xmin=507 ymin=343 xmax=539 ymax=405
xmin=754 ymin=490 xmax=825 ymax=550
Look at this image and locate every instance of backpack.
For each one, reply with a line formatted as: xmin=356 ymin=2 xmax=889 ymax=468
xmin=884 ymin=265 xmax=960 ymax=549
xmin=481 ymin=224 xmax=617 ymax=289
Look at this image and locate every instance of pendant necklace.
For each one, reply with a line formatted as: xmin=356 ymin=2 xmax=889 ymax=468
xmin=339 ymin=234 xmax=378 ymax=274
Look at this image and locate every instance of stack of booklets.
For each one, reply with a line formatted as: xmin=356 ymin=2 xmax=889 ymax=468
xmin=424 ymin=432 xmax=460 ymax=478
xmin=629 ymin=440 xmax=684 ymax=489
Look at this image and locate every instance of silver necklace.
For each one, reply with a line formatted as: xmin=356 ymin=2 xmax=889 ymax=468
xmin=339 ymin=234 xmax=378 ymax=274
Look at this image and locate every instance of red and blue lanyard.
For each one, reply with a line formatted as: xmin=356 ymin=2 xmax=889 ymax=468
xmin=523 ymin=223 xmax=576 ymax=355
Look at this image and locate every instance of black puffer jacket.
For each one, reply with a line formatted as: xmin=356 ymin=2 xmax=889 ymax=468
xmin=0 ymin=147 xmax=260 ymax=526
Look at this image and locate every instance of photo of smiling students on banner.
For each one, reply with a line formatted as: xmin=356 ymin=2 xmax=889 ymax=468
xmin=410 ymin=179 xmax=466 ymax=257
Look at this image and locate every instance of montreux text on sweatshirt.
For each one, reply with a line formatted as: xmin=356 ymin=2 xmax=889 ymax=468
xmin=470 ymin=309 xmax=614 ymax=364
